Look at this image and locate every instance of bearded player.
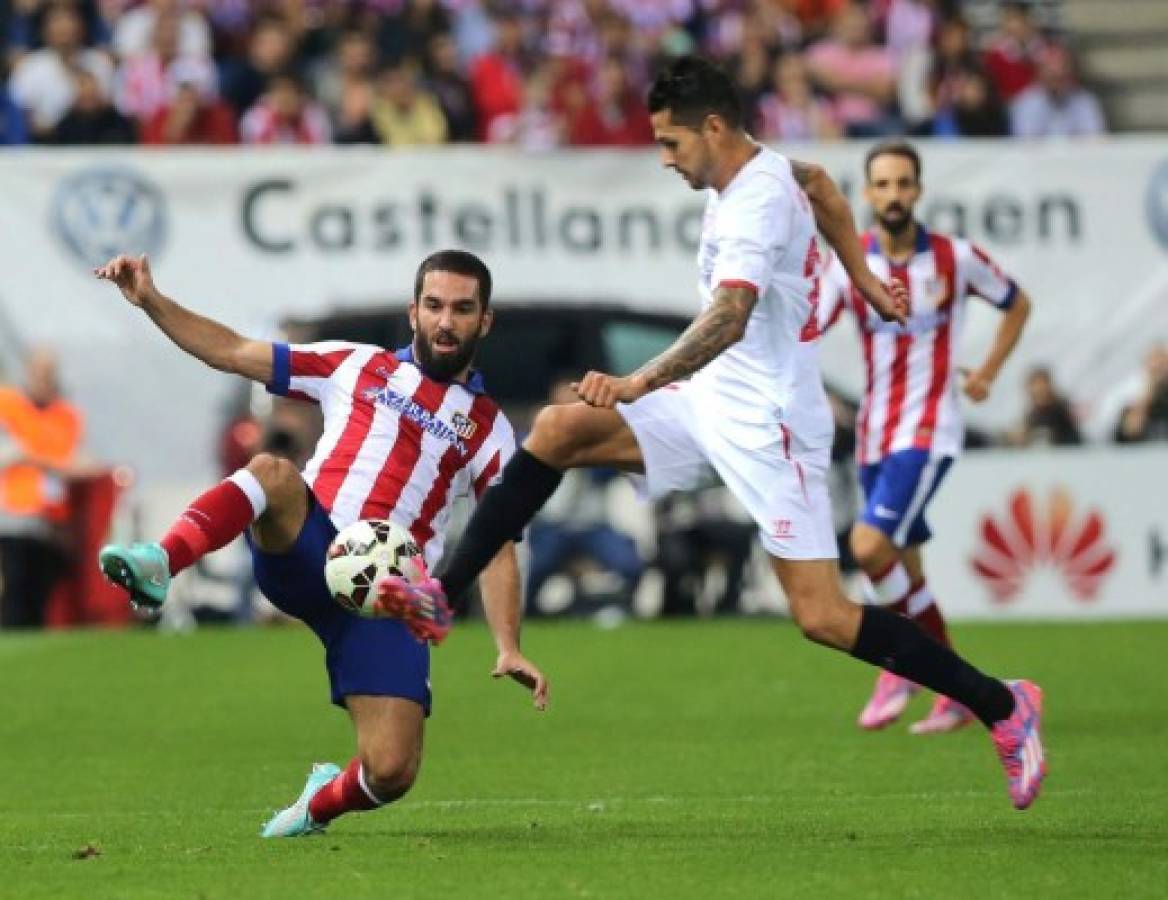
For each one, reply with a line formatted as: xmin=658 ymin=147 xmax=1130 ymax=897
xmin=378 ymin=57 xmax=1045 ymax=809
xmin=94 ymin=249 xmax=549 ymax=838
xmin=817 ymin=141 xmax=1032 ymax=734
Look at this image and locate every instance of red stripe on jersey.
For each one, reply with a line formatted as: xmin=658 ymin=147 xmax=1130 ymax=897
xmin=799 ymin=238 xmax=822 ymax=341
xmin=290 ymin=348 xmax=353 ymax=379
xmin=473 ymin=450 xmax=502 ymax=499
xmin=313 ymin=353 xmax=399 ymax=509
xmin=916 ymin=235 xmax=957 ymax=446
xmin=410 ymin=395 xmax=499 ymax=548
xmin=358 ymin=376 xmax=452 ymax=520
xmin=879 ymin=265 xmax=913 ymax=458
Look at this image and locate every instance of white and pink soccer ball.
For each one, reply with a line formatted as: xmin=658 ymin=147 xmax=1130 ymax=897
xmin=324 ymin=519 xmax=426 ymax=617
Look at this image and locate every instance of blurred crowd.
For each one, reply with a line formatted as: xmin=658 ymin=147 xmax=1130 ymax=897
xmin=0 ymin=0 xmax=1107 ymax=148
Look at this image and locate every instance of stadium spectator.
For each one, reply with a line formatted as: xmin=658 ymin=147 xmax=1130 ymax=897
xmin=311 ymin=28 xmax=375 ymax=120
xmin=981 ymin=1 xmax=1047 ymax=103
xmin=0 ymin=85 xmax=28 ymax=143
xmin=566 ymin=55 xmax=652 ymax=147
xmin=1008 ymin=366 xmax=1083 ymax=447
xmin=370 ymin=58 xmax=447 ymax=146
xmin=934 ymin=64 xmax=1009 ymax=137
xmin=787 ymin=0 xmax=847 ymax=41
xmin=0 ymin=347 xmax=83 ymax=630
xmin=526 ymin=377 xmax=643 ymax=615
xmin=1010 ymin=44 xmax=1105 ymax=138
xmin=219 ymin=14 xmax=297 ymax=115
xmin=1115 ymin=343 xmax=1168 ymax=443
xmin=485 ymin=61 xmax=564 ymax=150
xmin=50 ymin=67 xmax=135 ymax=143
xmin=805 ymin=2 xmax=898 ymax=137
xmin=239 ymin=70 xmax=331 ymax=144
xmin=754 ymin=52 xmax=841 ymax=142
xmin=468 ymin=8 xmax=529 ymax=141
xmin=730 ymin=29 xmax=773 ymax=125
xmin=111 ymin=0 xmax=211 ymax=61
xmin=8 ymin=2 xmax=113 ymax=138
xmin=114 ymin=8 xmax=216 ymax=122
xmin=139 ymin=76 xmax=237 ymax=144
xmin=375 ymin=0 xmax=449 ymax=67
xmin=423 ymin=30 xmax=476 ymax=142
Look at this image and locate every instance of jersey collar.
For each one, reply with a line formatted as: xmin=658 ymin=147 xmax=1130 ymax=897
xmin=394 ymin=344 xmax=487 ymax=395
xmin=864 ymin=221 xmax=931 ymax=261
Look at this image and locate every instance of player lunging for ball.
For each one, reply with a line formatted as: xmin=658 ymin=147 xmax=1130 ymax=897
xmin=94 ymin=249 xmax=549 ymax=837
xmin=817 ymin=140 xmax=1032 ymax=734
xmin=380 ymin=57 xmax=1045 ymax=809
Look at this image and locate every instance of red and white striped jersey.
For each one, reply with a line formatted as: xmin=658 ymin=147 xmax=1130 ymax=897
xmin=818 ymin=226 xmax=1018 ymax=465
xmin=268 ymin=341 xmax=515 ymax=568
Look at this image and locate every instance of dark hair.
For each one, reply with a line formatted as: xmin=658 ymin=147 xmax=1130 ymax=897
xmin=864 ymin=139 xmax=922 ymax=182
xmin=647 ymin=55 xmax=743 ymax=130
xmin=413 ymin=249 xmax=493 ymax=309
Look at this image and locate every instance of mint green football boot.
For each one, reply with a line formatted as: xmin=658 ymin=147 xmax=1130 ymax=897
xmin=261 ymin=763 xmax=342 ymax=838
xmin=97 ymin=542 xmax=171 ymax=611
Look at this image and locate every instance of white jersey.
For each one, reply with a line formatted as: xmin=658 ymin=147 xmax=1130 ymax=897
xmin=817 ymin=227 xmax=1019 ymax=464
xmin=691 ymin=145 xmax=834 ymax=449
xmin=268 ymin=341 xmax=515 ymax=569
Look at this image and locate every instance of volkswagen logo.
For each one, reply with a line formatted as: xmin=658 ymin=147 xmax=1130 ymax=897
xmin=51 ymin=167 xmax=167 ymax=268
xmin=1147 ymin=159 xmax=1168 ymax=250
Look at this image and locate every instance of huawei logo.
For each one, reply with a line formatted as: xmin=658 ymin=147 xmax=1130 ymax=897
xmin=970 ymin=488 xmax=1117 ymax=603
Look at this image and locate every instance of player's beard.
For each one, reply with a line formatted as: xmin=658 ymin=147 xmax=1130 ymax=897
xmin=876 ymin=204 xmax=914 ymax=236
xmin=413 ymin=328 xmax=480 ymax=382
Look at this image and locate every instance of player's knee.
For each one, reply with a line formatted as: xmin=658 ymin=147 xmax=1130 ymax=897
xmin=850 ymin=528 xmax=891 ymax=572
xmin=362 ymin=751 xmax=419 ymax=802
xmin=790 ymin=592 xmax=849 ymax=648
xmin=246 ymin=452 xmax=298 ymax=498
xmin=530 ymin=404 xmax=583 ymax=467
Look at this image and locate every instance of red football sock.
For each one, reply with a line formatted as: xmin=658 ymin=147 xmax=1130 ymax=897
xmin=308 ymin=758 xmax=381 ymax=825
xmin=159 ymin=477 xmax=260 ymax=576
xmin=906 ymin=580 xmax=952 ymax=647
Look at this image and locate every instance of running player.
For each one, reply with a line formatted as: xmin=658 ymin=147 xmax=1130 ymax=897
xmin=94 ymin=249 xmax=549 ymax=837
xmin=379 ymin=57 xmax=1045 ymax=809
xmin=818 ymin=140 xmax=1032 ymax=734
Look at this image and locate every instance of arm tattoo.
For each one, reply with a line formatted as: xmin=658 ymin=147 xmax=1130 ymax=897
xmin=634 ymin=286 xmax=756 ymax=391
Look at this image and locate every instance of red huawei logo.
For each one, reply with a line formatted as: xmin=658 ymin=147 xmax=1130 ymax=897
xmin=970 ymin=488 xmax=1117 ymax=603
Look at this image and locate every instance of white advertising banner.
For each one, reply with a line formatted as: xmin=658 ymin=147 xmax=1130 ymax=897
xmin=923 ymin=446 xmax=1167 ymax=619
xmin=0 ymin=140 xmax=1165 ymax=478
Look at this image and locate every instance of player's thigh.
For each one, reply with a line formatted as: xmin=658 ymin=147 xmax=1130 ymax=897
xmin=527 ymin=402 xmax=645 ymax=471
xmin=849 ymin=521 xmax=900 ymax=572
xmin=769 ymin=555 xmax=860 ymax=650
xmin=346 ymin=694 xmax=425 ymax=782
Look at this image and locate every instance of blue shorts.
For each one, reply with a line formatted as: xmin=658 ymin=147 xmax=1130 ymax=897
xmin=247 ymin=489 xmax=431 ymax=714
xmin=858 ymin=449 xmax=954 ymax=549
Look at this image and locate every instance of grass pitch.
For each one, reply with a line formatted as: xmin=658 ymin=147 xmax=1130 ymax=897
xmin=0 ymin=618 xmax=1165 ymax=899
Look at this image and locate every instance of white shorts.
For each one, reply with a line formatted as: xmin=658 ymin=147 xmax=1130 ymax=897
xmin=617 ymin=382 xmax=838 ymax=560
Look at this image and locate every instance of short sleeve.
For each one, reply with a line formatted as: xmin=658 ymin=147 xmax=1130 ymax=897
xmin=266 ymin=341 xmax=361 ymax=403
xmin=959 ymin=241 xmax=1018 ymax=309
xmin=710 ymin=178 xmax=789 ymax=293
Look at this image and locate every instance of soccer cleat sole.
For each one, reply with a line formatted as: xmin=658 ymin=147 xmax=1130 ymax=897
xmin=99 ymin=553 xmax=162 ymax=611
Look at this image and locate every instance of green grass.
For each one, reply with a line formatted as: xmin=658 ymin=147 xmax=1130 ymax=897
xmin=0 ymin=619 xmax=1165 ymax=899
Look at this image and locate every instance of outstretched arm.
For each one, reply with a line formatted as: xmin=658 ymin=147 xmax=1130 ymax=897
xmin=479 ymin=541 xmax=549 ymax=710
xmin=963 ymin=289 xmax=1032 ymax=402
xmin=573 ymin=283 xmax=756 ymax=408
xmin=790 ymin=160 xmax=908 ymax=324
xmin=95 ymin=254 xmax=273 ymax=383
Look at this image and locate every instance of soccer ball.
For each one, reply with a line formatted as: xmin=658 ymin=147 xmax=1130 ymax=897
xmin=325 ymin=519 xmax=425 ymax=617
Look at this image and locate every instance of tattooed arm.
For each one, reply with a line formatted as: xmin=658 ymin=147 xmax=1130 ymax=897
xmin=572 ymin=284 xmax=756 ymax=409
xmin=790 ymin=160 xmax=907 ymax=324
